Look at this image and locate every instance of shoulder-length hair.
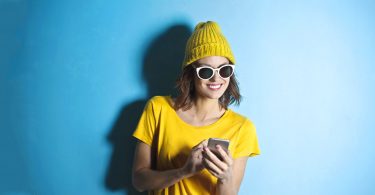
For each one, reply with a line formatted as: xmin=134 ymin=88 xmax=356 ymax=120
xmin=174 ymin=64 xmax=241 ymax=111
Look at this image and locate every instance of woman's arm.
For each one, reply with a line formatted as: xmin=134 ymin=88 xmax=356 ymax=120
xmin=203 ymin=145 xmax=249 ymax=195
xmin=216 ymin=157 xmax=248 ymax=195
xmin=132 ymin=140 xmax=206 ymax=192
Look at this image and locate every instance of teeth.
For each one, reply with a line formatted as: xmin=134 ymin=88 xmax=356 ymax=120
xmin=208 ymin=84 xmax=221 ymax=89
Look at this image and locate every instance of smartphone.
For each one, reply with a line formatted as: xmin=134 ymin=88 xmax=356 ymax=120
xmin=207 ymin=138 xmax=230 ymax=159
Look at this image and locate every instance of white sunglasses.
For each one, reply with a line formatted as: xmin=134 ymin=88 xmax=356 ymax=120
xmin=194 ymin=64 xmax=235 ymax=80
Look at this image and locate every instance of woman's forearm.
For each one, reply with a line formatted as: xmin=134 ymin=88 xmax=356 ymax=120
xmin=216 ymin=178 xmax=237 ymax=195
xmin=132 ymin=167 xmax=187 ymax=192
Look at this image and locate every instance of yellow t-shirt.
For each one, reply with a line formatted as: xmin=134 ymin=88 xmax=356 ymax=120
xmin=133 ymin=96 xmax=260 ymax=195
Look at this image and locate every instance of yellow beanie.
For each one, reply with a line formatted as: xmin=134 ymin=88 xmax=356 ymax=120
xmin=182 ymin=21 xmax=235 ymax=68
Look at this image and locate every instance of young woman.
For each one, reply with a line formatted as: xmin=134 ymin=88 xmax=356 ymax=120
xmin=132 ymin=21 xmax=260 ymax=195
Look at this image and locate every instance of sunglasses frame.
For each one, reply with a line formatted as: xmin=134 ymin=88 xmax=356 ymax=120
xmin=194 ymin=64 xmax=235 ymax=80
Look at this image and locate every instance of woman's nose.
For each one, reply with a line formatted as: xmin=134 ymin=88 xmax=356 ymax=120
xmin=209 ymin=70 xmax=221 ymax=82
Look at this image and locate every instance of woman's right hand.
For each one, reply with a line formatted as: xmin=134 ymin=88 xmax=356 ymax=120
xmin=181 ymin=140 xmax=208 ymax=178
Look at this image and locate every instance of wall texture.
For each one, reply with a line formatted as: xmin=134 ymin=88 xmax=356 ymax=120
xmin=1 ymin=0 xmax=374 ymax=194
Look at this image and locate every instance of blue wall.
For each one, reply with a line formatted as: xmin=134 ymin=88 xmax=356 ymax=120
xmin=1 ymin=0 xmax=374 ymax=194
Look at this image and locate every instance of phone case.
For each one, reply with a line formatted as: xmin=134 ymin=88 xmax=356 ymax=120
xmin=207 ymin=138 xmax=229 ymax=153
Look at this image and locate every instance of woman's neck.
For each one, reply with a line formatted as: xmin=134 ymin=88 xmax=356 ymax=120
xmin=190 ymin=96 xmax=224 ymax=121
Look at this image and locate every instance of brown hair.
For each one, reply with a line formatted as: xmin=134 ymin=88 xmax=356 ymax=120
xmin=174 ymin=64 xmax=241 ymax=111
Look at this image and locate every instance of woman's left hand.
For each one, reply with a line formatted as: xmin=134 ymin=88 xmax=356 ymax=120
xmin=202 ymin=145 xmax=234 ymax=182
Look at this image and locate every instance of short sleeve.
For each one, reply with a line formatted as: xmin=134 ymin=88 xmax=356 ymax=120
xmin=132 ymin=98 xmax=159 ymax=146
xmin=233 ymin=119 xmax=261 ymax=158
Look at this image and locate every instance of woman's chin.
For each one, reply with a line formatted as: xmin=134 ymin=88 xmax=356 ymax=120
xmin=199 ymin=92 xmax=225 ymax=100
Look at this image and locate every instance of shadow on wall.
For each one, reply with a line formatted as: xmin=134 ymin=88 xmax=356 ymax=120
xmin=105 ymin=23 xmax=192 ymax=195
xmin=0 ymin=1 xmax=31 ymax=194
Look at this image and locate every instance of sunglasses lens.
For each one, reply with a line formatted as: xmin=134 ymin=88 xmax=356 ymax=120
xmin=219 ymin=66 xmax=233 ymax=78
xmin=198 ymin=68 xmax=214 ymax=79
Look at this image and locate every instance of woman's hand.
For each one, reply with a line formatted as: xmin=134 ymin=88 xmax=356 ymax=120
xmin=202 ymin=145 xmax=234 ymax=183
xmin=181 ymin=140 xmax=208 ymax=178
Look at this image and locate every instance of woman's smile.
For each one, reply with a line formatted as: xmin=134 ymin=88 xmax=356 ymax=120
xmin=207 ymin=84 xmax=223 ymax=90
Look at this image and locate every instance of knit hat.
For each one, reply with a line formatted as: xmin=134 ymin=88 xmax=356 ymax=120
xmin=182 ymin=21 xmax=235 ymax=68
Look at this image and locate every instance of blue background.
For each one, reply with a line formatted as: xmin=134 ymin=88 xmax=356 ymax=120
xmin=1 ymin=0 xmax=374 ymax=194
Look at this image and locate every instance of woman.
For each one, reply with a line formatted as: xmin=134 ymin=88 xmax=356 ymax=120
xmin=132 ymin=21 xmax=260 ymax=195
